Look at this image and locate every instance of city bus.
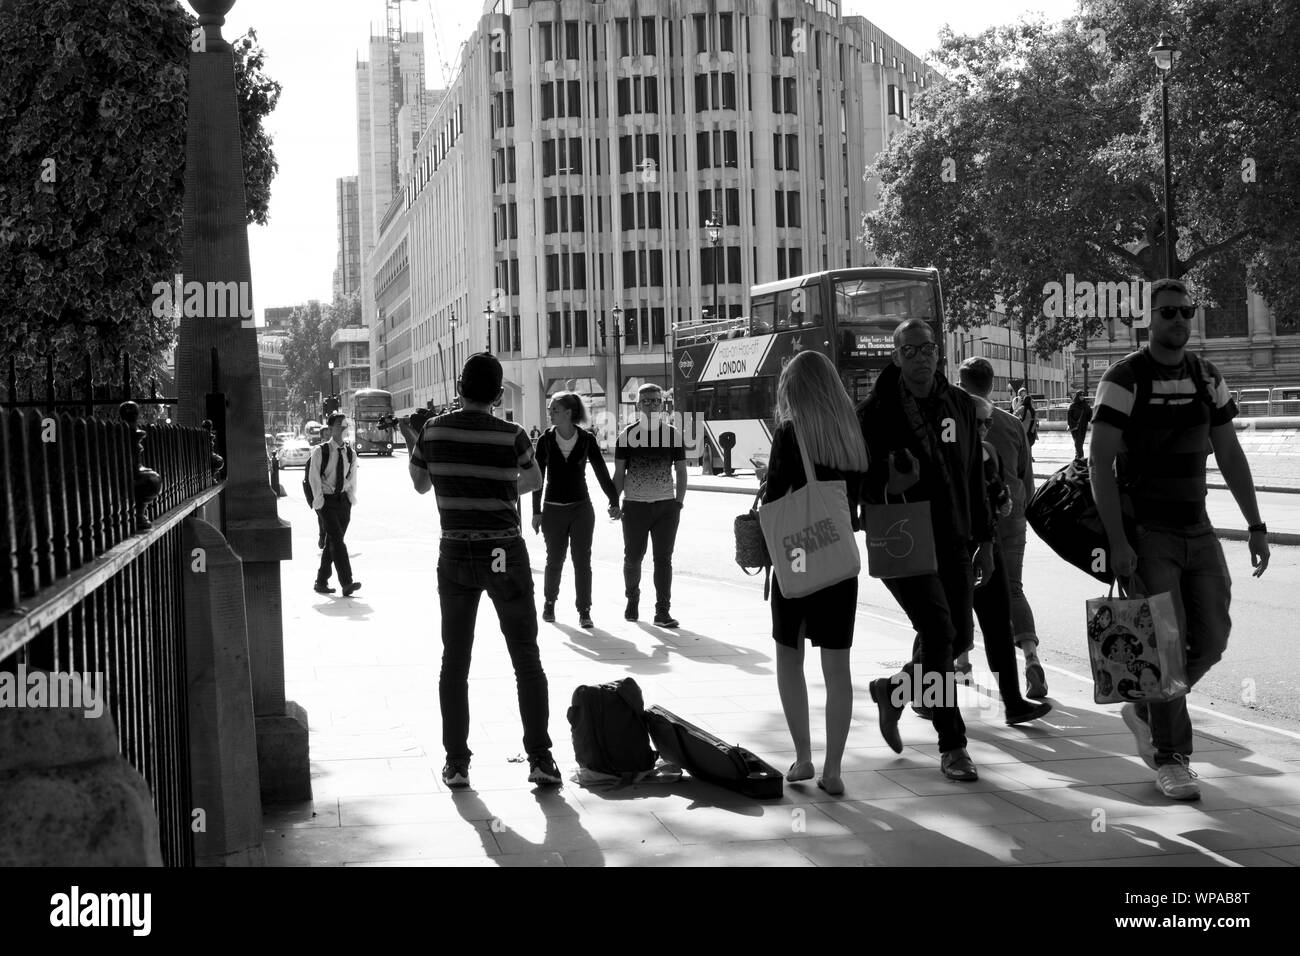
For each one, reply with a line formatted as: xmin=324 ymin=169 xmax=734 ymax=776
xmin=352 ymin=388 xmax=395 ymax=456
xmin=672 ymin=267 xmax=945 ymax=473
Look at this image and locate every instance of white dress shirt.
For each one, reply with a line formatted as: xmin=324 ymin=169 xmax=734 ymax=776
xmin=309 ymin=439 xmax=358 ymax=510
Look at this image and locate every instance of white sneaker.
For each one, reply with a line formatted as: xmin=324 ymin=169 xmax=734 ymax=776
xmin=1156 ymin=756 xmax=1201 ymax=801
xmin=1121 ymin=703 xmax=1158 ymax=771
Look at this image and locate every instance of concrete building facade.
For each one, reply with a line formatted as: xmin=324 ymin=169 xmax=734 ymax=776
xmin=365 ymin=0 xmax=1071 ymax=430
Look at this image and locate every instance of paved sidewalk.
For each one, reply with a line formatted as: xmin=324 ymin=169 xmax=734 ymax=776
xmin=265 ymin=506 xmax=1300 ymax=867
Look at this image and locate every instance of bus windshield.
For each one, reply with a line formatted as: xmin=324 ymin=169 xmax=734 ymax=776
xmin=833 ymin=277 xmax=937 ymax=362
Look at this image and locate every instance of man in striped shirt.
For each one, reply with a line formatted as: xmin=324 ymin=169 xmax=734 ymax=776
xmin=403 ymin=353 xmax=560 ymax=790
xmin=1090 ymin=277 xmax=1270 ymax=801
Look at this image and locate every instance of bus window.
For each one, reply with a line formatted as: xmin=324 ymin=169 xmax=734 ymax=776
xmin=795 ymin=285 xmax=823 ymax=329
xmin=775 ymin=290 xmax=795 ymax=331
xmin=752 ymin=295 xmax=775 ymax=334
xmin=833 ymin=277 xmax=937 ymax=361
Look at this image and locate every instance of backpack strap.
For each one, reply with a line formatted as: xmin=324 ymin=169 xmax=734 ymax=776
xmin=1130 ymin=346 xmax=1215 ymax=416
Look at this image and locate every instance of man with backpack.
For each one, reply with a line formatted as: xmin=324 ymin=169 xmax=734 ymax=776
xmin=309 ymin=412 xmax=361 ymax=596
xmin=1090 ymin=277 xmax=1270 ymax=801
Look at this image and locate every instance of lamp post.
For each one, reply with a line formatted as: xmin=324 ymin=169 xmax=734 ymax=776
xmin=611 ymin=305 xmax=624 ymax=429
xmin=1150 ymin=24 xmax=1181 ymax=279
xmin=483 ymin=300 xmax=494 ymax=354
xmin=705 ymin=215 xmax=722 ymax=326
xmin=449 ymin=307 xmax=459 ymax=392
xmin=961 ymin=334 xmax=988 ymax=362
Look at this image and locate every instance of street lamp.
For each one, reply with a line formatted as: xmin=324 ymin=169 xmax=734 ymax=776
xmin=1150 ymin=23 xmax=1181 ymax=279
xmin=705 ymin=215 xmax=722 ymax=326
xmin=328 ymin=359 xmax=337 ymax=396
xmin=610 ymin=305 xmax=624 ymax=429
xmin=483 ymin=300 xmax=494 ymax=354
xmin=449 ymin=307 xmax=459 ymax=390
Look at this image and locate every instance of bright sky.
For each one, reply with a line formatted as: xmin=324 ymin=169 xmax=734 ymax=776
xmin=225 ymin=0 xmax=1082 ymax=321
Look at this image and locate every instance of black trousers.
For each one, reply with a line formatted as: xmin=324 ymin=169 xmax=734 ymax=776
xmin=541 ymin=500 xmax=596 ymax=610
xmin=885 ymin=549 xmax=972 ymax=753
xmin=316 ymin=495 xmax=354 ymax=587
xmin=1070 ymin=428 xmax=1087 ymax=460
xmin=914 ymin=540 xmax=1030 ymax=710
xmin=622 ymin=499 xmax=681 ymax=613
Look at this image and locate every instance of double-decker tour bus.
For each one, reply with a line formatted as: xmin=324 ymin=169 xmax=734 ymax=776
xmin=351 ymin=388 xmax=396 ymax=456
xmin=672 ymin=267 xmax=945 ymax=474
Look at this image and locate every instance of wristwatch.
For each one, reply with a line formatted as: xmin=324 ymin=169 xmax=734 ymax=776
xmin=1248 ymin=523 xmax=1267 ymax=534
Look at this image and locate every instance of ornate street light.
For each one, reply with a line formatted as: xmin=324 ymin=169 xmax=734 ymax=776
xmin=611 ymin=305 xmax=624 ymax=427
xmin=483 ymin=300 xmax=495 ymax=354
xmin=1149 ymin=23 xmax=1181 ymax=278
xmin=705 ymin=215 xmax=722 ymax=326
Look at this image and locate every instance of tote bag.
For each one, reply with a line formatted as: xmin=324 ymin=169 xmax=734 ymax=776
xmin=863 ymin=493 xmax=937 ymax=579
xmin=1085 ymin=577 xmax=1188 ymax=704
xmin=757 ymin=425 xmax=860 ymax=600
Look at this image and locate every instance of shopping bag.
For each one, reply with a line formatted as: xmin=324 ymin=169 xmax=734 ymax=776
xmin=1084 ymin=578 xmax=1189 ymax=704
xmin=757 ymin=427 xmax=859 ymax=600
xmin=863 ymin=494 xmax=937 ymax=579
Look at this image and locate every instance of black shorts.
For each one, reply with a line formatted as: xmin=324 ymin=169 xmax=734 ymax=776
xmin=770 ymin=574 xmax=859 ymax=650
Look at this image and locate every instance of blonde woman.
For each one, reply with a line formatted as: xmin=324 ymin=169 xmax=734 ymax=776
xmin=762 ymin=351 xmax=869 ymax=795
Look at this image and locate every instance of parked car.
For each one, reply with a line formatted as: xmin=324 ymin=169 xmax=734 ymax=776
xmin=276 ymin=439 xmax=312 ymax=469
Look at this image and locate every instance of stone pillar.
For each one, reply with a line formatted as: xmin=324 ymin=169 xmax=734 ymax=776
xmin=1249 ymin=291 xmax=1275 ymax=373
xmin=0 ymin=703 xmax=162 ymax=866
xmin=183 ymin=517 xmax=265 ymax=864
xmin=175 ymin=0 xmax=305 ymax=801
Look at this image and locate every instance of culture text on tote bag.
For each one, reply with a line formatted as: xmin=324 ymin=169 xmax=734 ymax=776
xmin=863 ymin=492 xmax=937 ymax=579
xmin=757 ymin=426 xmax=860 ymax=599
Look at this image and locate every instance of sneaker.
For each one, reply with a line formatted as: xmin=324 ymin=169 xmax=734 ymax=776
xmin=542 ymin=601 xmax=556 ymax=622
xmin=578 ymin=609 xmax=593 ymax=628
xmin=1025 ymin=662 xmax=1049 ymax=700
xmin=442 ymin=761 xmax=470 ymax=789
xmin=527 ymin=753 xmax=563 ymax=786
xmin=624 ymin=599 xmax=638 ymax=621
xmin=653 ymin=610 xmax=680 ymax=628
xmin=313 ymin=581 xmax=335 ymax=594
xmin=342 ymin=581 xmax=362 ymax=597
xmin=1121 ymin=703 xmax=1158 ymax=771
xmin=1156 ymin=755 xmax=1201 ymax=801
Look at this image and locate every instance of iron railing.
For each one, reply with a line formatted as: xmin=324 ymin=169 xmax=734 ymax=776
xmin=0 ymin=402 xmax=223 ymax=866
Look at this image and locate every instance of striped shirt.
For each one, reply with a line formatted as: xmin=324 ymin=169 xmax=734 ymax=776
xmin=1092 ymin=348 xmax=1236 ymax=526
xmin=409 ymin=410 xmax=535 ymax=534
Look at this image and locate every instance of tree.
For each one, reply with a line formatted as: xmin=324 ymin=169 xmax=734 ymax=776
xmin=0 ymin=0 xmax=281 ymax=399
xmin=861 ymin=0 xmax=1300 ymax=356
xmin=281 ymin=297 xmax=349 ymax=419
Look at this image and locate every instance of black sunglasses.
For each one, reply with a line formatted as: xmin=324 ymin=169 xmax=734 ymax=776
xmin=899 ymin=343 xmax=938 ymax=359
xmin=1154 ymin=305 xmax=1197 ymax=320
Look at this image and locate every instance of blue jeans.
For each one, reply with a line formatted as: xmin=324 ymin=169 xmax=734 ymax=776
xmin=436 ymin=537 xmax=552 ymax=763
xmin=1132 ymin=521 xmax=1232 ymax=764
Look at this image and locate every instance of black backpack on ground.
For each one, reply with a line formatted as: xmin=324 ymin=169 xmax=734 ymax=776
xmin=644 ymin=705 xmax=784 ymax=799
xmin=567 ymin=678 xmax=657 ymax=781
xmin=302 ymin=442 xmax=354 ymax=507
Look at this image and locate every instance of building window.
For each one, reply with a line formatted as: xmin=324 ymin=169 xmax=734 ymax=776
xmin=642 ymin=16 xmax=656 ymax=56
xmin=719 ymin=13 xmax=734 ymax=52
xmin=617 ymin=18 xmax=631 ymax=57
xmin=618 ymin=134 xmax=660 ymax=173
xmin=565 ymin=20 xmax=579 ymax=59
xmin=540 ymin=23 xmax=554 ymax=62
xmin=548 ymin=311 xmax=562 ymax=350
xmin=780 ymin=18 xmax=794 ymax=56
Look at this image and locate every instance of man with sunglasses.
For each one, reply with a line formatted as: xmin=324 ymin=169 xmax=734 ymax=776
xmin=1091 ymin=277 xmax=1270 ymax=801
xmin=614 ymin=383 xmax=688 ymax=627
xmin=859 ymin=318 xmax=996 ymax=782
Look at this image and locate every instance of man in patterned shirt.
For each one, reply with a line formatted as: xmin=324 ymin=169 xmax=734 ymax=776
xmin=402 ymin=353 xmax=560 ymax=791
xmin=1090 ymin=277 xmax=1270 ymax=801
xmin=614 ymin=383 xmax=688 ymax=628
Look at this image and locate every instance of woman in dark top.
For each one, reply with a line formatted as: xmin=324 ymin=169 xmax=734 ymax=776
xmin=531 ymin=391 xmax=619 ymax=628
xmin=762 ymin=351 xmax=869 ymax=796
